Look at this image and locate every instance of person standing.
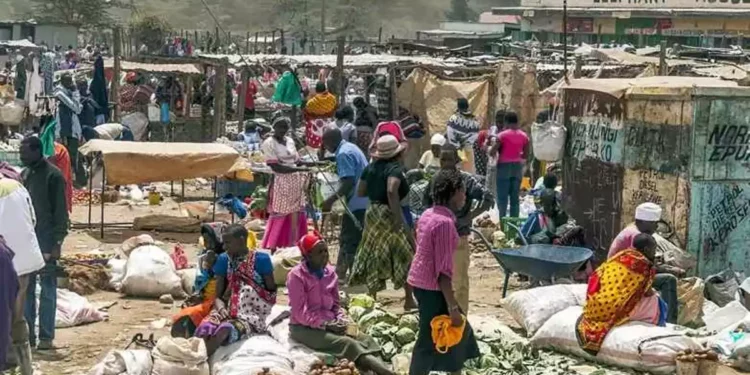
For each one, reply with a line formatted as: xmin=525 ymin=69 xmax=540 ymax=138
xmin=446 ymin=98 xmax=480 ymax=174
xmin=333 ymin=106 xmax=357 ymax=144
xmin=54 ymin=74 xmax=83 ymax=187
xmin=0 ymin=236 xmax=18 ymax=372
xmin=423 ymin=145 xmax=494 ymax=313
xmin=483 ymin=110 xmax=505 ymax=195
xmin=608 ymin=202 xmax=680 ymax=324
xmin=408 ymin=169 xmax=480 ymax=375
xmin=321 ymin=128 xmax=369 ymax=282
xmin=490 ymin=112 xmax=529 ymax=218
xmin=238 ymin=78 xmax=258 ymax=120
xmin=19 ymin=136 xmax=69 ymax=351
xmin=0 ymin=177 xmax=44 ymax=374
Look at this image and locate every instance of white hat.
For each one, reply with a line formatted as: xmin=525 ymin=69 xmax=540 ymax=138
xmin=372 ymin=135 xmax=405 ymax=160
xmin=430 ymin=133 xmax=446 ymax=146
xmin=635 ymin=202 xmax=662 ymax=222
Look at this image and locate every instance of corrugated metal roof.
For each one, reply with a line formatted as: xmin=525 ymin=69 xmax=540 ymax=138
xmin=101 ymin=59 xmax=202 ymax=75
xmin=564 ymin=76 xmax=738 ymax=98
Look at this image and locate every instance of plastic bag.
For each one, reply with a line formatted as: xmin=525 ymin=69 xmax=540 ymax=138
xmin=151 ymin=337 xmax=209 ymax=375
xmin=121 ymin=245 xmax=185 ymax=298
xmin=52 ymin=288 xmax=108 ymax=328
xmin=0 ymin=99 xmax=25 ymax=126
xmin=531 ymin=306 xmax=702 ymax=374
xmin=706 ymin=269 xmax=741 ymax=307
xmin=87 ymin=349 xmax=152 ymax=375
xmin=501 ymin=284 xmax=587 ymax=337
xmin=677 ymin=277 xmax=705 ymax=327
xmin=210 ymin=335 xmax=296 ymax=375
xmin=108 ymin=258 xmax=127 ymax=291
xmin=531 ymin=119 xmax=566 ymax=162
xmin=170 ymin=244 xmax=189 ymax=271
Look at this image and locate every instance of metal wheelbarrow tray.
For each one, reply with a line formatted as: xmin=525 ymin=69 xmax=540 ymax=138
xmin=471 ymin=228 xmax=593 ymax=298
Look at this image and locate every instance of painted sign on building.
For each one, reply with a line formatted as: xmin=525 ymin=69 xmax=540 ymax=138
xmin=522 ymin=0 xmax=750 ymax=8
xmin=567 ymin=18 xmax=595 ymax=32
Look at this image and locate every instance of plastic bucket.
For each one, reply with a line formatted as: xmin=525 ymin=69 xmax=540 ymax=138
xmin=676 ymin=360 xmax=699 ymax=375
xmin=148 ymin=191 xmax=161 ymax=205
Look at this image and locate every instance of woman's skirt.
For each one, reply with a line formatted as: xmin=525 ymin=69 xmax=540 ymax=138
xmin=261 ymin=211 xmax=308 ymax=250
xmin=289 ymin=324 xmax=381 ymax=362
xmin=262 ymin=172 xmax=311 ymax=249
xmin=349 ymin=203 xmax=414 ymax=293
xmin=409 ymin=288 xmax=480 ymax=375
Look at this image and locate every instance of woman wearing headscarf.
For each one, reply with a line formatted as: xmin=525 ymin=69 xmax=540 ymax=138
xmin=408 ymin=168 xmax=480 ymax=375
xmin=261 ymin=116 xmax=311 ymax=250
xmin=288 ymin=231 xmax=393 ymax=375
xmin=195 ymin=224 xmax=276 ymax=356
xmin=349 ymin=135 xmax=416 ymax=310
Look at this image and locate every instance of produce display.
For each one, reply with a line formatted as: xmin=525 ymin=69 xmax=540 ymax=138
xmin=73 ymin=189 xmax=101 ymax=206
xmin=676 ymin=348 xmax=719 ymax=362
xmin=61 ymin=253 xmax=111 ymax=264
xmin=308 ymin=359 xmax=359 ymax=375
xmin=347 ymin=294 xmax=629 ymax=375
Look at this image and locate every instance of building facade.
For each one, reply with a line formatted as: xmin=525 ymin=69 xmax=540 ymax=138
xmin=494 ymin=0 xmax=750 ymax=47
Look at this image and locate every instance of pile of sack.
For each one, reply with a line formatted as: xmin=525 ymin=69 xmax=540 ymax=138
xmin=502 ymin=284 xmax=703 ymax=374
xmin=108 ymin=234 xmax=187 ymax=299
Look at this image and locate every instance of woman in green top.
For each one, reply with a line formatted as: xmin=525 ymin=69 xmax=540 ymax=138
xmin=349 ymin=135 xmax=416 ymax=310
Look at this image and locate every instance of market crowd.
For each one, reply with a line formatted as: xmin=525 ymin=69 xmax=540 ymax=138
xmin=0 ymin=70 xmax=706 ymax=375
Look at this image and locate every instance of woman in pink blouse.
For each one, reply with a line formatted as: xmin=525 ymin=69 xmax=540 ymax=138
xmin=407 ymin=169 xmax=480 ymax=375
xmin=287 ymin=231 xmax=393 ymax=375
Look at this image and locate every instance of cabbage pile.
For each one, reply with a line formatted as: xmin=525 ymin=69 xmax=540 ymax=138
xmin=346 ymin=294 xmax=418 ymax=361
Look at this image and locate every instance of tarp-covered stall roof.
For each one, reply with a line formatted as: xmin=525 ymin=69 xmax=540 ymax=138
xmin=101 ymin=59 xmax=202 ymax=75
xmin=80 ymin=140 xmax=244 ymax=185
xmin=564 ymin=77 xmax=738 ymax=98
xmin=199 ymin=53 xmax=473 ymax=69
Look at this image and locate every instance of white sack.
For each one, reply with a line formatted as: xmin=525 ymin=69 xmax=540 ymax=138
xmin=704 ymin=300 xmax=749 ymax=333
xmin=531 ymin=120 xmax=566 ymax=162
xmin=265 ymin=305 xmax=320 ymax=374
xmin=501 ymin=284 xmax=587 ymax=336
xmin=151 ymin=337 xmax=209 ymax=375
xmin=177 ymin=268 xmax=198 ymax=295
xmin=121 ymin=245 xmax=184 ymax=298
xmin=531 ymin=306 xmax=702 ymax=374
xmin=88 ymin=349 xmax=152 ymax=375
xmin=108 ymin=258 xmax=127 ymax=292
xmin=210 ymin=335 xmax=296 ymax=375
xmin=55 ymin=288 xmax=108 ymax=328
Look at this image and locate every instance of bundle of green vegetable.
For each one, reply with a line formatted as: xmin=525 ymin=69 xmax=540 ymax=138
xmin=249 ymin=187 xmax=268 ymax=211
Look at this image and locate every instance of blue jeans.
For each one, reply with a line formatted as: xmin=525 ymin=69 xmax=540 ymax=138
xmin=496 ymin=162 xmax=524 ymax=218
xmin=25 ymin=260 xmax=57 ymax=345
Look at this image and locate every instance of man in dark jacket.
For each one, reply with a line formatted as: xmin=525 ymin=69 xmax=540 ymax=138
xmin=19 ymin=136 xmax=68 ymax=351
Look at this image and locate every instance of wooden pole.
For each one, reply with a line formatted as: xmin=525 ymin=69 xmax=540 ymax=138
xmin=214 ymin=62 xmax=228 ymax=138
xmin=215 ymin=27 xmax=220 ymax=50
xmin=321 ymin=0 xmax=327 ymax=53
xmin=194 ymin=30 xmax=199 ymax=47
xmin=237 ymin=68 xmax=249 ymax=122
xmin=574 ymin=55 xmax=582 ymax=78
xmin=378 ymin=27 xmax=383 ymax=44
xmin=659 ymin=40 xmax=668 ymax=76
xmin=271 ymin=30 xmax=277 ymax=53
xmin=255 ymin=32 xmax=259 ymax=54
xmin=112 ymin=28 xmax=122 ymax=122
xmin=184 ymin=75 xmax=193 ymax=118
xmin=280 ymin=29 xmax=286 ymax=54
xmin=335 ymin=36 xmax=345 ymax=104
xmin=597 ymin=24 xmax=602 ymax=48
xmin=389 ymin=66 xmax=397 ymax=121
xmin=246 ymin=31 xmax=250 ymax=54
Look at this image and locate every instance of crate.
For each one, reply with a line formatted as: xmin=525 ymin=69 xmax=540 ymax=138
xmin=0 ymin=150 xmax=21 ymax=167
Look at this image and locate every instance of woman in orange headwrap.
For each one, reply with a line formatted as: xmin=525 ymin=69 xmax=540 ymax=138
xmin=287 ymin=231 xmax=393 ymax=375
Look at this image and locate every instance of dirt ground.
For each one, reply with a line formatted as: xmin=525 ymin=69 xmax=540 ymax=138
xmin=35 ymin=192 xmax=522 ymax=375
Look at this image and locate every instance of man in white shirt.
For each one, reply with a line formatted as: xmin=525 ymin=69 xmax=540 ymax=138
xmin=0 ymin=178 xmax=43 ymax=373
xmin=81 ymin=123 xmax=134 ymax=142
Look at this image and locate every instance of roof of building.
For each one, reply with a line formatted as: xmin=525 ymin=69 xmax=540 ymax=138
xmin=418 ymin=29 xmax=508 ymax=39
xmin=563 ymin=76 xmax=739 ymax=98
xmin=478 ymin=12 xmax=521 ymax=24
xmin=200 ymin=53 xmax=475 ymax=69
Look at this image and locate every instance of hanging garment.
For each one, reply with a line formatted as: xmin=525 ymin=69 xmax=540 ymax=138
xmin=26 ymin=56 xmax=42 ymax=114
xmin=90 ymin=56 xmax=109 ymax=122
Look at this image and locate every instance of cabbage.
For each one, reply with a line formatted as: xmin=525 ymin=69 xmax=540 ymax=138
xmin=397 ymin=314 xmax=419 ymax=331
xmin=394 ymin=327 xmax=416 ymax=346
xmin=382 ymin=341 xmax=398 ymax=360
xmin=367 ymin=322 xmax=396 ymax=338
xmin=348 ymin=306 xmax=367 ymax=322
xmin=350 ymin=294 xmax=375 ymax=309
xmin=477 ymin=341 xmax=493 ymax=356
xmin=479 ymin=354 xmax=501 ymax=369
xmin=358 ymin=309 xmax=397 ymax=331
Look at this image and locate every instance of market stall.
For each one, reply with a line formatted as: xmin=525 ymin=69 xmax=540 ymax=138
xmin=79 ymin=139 xmax=246 ymax=238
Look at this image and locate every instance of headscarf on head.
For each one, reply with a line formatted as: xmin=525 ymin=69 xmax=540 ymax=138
xmin=298 ymin=230 xmax=325 ymax=278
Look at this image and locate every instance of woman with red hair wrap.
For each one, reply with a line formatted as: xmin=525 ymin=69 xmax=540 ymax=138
xmin=287 ymin=231 xmax=393 ymax=375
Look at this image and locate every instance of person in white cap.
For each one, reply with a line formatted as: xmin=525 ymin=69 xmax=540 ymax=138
xmin=418 ymin=133 xmax=446 ymax=172
xmin=608 ymin=202 xmax=679 ymax=323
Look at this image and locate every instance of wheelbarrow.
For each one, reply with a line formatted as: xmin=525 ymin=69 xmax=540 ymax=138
xmin=471 ymin=225 xmax=593 ymax=298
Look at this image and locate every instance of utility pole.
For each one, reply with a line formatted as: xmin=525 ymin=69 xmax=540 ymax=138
xmin=321 ymin=0 xmax=326 ymax=53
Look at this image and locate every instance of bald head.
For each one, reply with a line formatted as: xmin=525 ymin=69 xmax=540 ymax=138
xmin=322 ymin=127 xmax=343 ymax=153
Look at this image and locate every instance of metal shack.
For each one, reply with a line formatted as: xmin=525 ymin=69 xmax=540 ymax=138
xmin=561 ymin=77 xmax=750 ymax=276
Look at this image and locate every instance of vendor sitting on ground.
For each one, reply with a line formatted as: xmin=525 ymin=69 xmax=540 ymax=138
xmin=81 ymin=123 xmax=134 ymax=142
xmin=195 ymin=224 xmax=276 ymax=357
xmin=519 ymin=185 xmax=583 ymax=247
xmin=171 ymin=223 xmax=229 ymax=338
xmin=288 ymin=231 xmax=394 ymax=375
xmin=609 ymin=203 xmax=680 ymax=324
xmin=577 ymin=233 xmax=666 ymax=354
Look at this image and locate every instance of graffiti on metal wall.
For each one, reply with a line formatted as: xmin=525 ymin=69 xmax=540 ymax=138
xmin=567 ymin=119 xmax=623 ymax=163
xmin=707 ymin=125 xmax=750 ymax=162
xmin=704 ymin=184 xmax=750 ymax=256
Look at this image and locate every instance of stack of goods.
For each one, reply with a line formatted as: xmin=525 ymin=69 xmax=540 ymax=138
xmin=73 ymin=189 xmax=102 ymax=206
xmin=307 ymin=359 xmax=359 ymax=375
xmin=60 ymin=254 xmax=112 ymax=295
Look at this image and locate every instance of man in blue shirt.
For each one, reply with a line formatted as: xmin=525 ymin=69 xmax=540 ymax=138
xmin=321 ymin=127 xmax=369 ymax=282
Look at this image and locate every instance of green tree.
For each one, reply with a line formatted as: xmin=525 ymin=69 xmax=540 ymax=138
xmin=445 ymin=0 xmax=477 ymax=22
xmin=29 ymin=0 xmax=130 ymax=28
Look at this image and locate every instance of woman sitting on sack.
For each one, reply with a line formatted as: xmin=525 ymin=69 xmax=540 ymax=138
xmin=577 ymin=233 xmax=666 ymax=355
xmin=287 ymin=231 xmax=394 ymax=375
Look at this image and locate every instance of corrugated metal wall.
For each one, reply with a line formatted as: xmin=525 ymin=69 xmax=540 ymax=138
xmin=563 ymin=88 xmax=691 ymax=263
xmin=688 ymin=90 xmax=750 ymax=277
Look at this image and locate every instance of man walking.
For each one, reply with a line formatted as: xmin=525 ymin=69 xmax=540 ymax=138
xmin=423 ymin=145 xmax=494 ymax=313
xmin=20 ymin=136 xmax=69 ymax=351
xmin=321 ymin=128 xmax=369 ymax=282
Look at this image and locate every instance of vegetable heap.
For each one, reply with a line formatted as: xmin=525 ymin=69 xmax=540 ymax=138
xmin=308 ymin=359 xmax=359 ymax=375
